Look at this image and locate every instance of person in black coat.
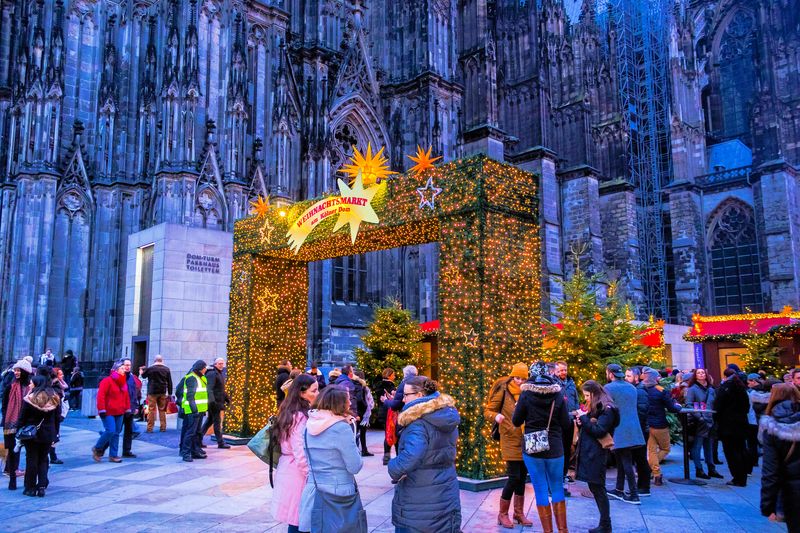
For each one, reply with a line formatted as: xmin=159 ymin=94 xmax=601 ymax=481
xmin=307 ymin=361 xmax=326 ymax=391
xmin=512 ymin=362 xmax=572 ymax=533
xmin=18 ymin=375 xmax=60 ymax=497
xmin=758 ymin=384 xmax=800 ymax=530
xmin=576 ymin=380 xmax=620 ymax=533
xmin=201 ymin=358 xmax=231 ymax=449
xmin=375 ymin=368 xmax=398 ymax=465
xmin=60 ymin=350 xmax=76 ymax=377
xmin=275 ymin=361 xmax=292 ymax=407
xmin=68 ymin=366 xmax=84 ymax=411
xmin=714 ymin=368 xmax=751 ymax=487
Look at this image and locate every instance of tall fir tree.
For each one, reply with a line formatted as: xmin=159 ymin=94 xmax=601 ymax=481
xmin=354 ymin=298 xmax=424 ymax=384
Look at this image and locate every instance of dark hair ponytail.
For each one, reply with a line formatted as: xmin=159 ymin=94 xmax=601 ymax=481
xmin=405 ymin=376 xmax=439 ymax=396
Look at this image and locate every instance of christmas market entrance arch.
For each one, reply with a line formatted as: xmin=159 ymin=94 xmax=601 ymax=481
xmin=226 ymin=155 xmax=540 ymax=480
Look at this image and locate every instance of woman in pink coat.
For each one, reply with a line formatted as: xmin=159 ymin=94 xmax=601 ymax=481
xmin=270 ymin=374 xmax=319 ymax=532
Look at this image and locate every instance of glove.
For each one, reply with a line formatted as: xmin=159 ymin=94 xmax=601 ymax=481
xmin=99 ymin=412 xmax=107 ymax=420
xmin=360 ymin=418 xmax=370 ymax=428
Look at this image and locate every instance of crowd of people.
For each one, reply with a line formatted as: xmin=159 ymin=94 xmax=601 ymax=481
xmin=0 ymin=351 xmax=235 ymax=495
xmin=267 ymin=360 xmax=800 ymax=533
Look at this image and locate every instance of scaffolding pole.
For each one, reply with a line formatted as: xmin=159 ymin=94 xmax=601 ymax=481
xmin=611 ymin=0 xmax=672 ymax=319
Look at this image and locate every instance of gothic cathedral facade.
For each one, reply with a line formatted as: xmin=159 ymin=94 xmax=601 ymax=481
xmin=0 ymin=0 xmax=798 ymax=363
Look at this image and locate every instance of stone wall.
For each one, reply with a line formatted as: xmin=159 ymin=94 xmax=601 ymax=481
xmin=122 ymin=223 xmax=232 ymax=385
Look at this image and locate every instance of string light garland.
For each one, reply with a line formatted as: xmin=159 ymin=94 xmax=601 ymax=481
xmin=226 ymin=154 xmax=540 ymax=479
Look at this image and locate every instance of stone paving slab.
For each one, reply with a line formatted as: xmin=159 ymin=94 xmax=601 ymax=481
xmin=0 ymin=417 xmax=783 ymax=532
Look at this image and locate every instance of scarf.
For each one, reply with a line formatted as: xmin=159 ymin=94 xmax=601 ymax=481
xmin=3 ymin=381 xmax=23 ymax=434
xmin=507 ymin=378 xmax=522 ymax=402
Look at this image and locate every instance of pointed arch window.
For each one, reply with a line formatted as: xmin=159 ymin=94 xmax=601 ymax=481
xmin=708 ymin=201 xmax=764 ymax=314
xmin=717 ymin=11 xmax=757 ymax=142
xmin=332 ymin=254 xmax=368 ymax=304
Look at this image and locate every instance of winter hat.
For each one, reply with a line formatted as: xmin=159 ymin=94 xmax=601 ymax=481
xmin=328 ymin=368 xmax=342 ymax=380
xmin=529 ymin=361 xmax=548 ymax=380
xmin=681 ymin=372 xmax=693 ymax=382
xmin=12 ymin=359 xmax=32 ymax=374
xmin=727 ymin=363 xmax=742 ymax=373
xmin=191 ymin=359 xmax=207 ymax=373
xmin=511 ymin=363 xmax=529 ymax=379
xmin=747 ymin=373 xmax=760 ymax=381
xmin=643 ymin=368 xmax=660 ymax=385
xmin=23 ymin=356 xmax=33 ymax=364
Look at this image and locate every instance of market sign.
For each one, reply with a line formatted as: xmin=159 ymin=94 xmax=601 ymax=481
xmin=286 ymin=173 xmax=384 ymax=253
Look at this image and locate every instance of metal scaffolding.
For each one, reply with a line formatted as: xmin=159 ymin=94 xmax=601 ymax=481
xmin=611 ymin=0 xmax=672 ymax=319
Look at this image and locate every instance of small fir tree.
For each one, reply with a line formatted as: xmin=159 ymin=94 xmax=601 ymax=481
xmin=538 ymin=253 xmax=664 ymax=385
xmin=741 ymin=332 xmax=785 ymax=378
xmin=354 ymin=298 xmax=424 ymax=384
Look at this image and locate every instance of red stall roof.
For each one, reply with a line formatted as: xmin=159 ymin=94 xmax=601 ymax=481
xmin=419 ymin=320 xmax=663 ymax=347
xmin=686 ymin=308 xmax=800 ymax=340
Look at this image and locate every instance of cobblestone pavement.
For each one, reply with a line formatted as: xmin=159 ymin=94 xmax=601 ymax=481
xmin=0 ymin=414 xmax=784 ymax=532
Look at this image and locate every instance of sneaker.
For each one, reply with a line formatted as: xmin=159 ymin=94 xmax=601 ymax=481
xmin=696 ymin=469 xmax=711 ymax=480
xmin=122 ymin=452 xmax=137 ymax=458
xmin=639 ymin=488 xmax=651 ymax=497
xmin=218 ymin=444 xmax=231 ymax=449
xmin=182 ymin=456 xmax=194 ymax=462
xmin=109 ymin=457 xmax=122 ymax=463
xmin=191 ymin=453 xmax=207 ymax=460
xmin=49 ymin=458 xmax=63 ymax=465
xmin=622 ymin=493 xmax=641 ymax=505
xmin=708 ymin=470 xmax=723 ymax=479
xmin=606 ymin=489 xmax=625 ymax=501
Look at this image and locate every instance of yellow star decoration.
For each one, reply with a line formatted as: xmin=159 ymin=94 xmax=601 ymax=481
xmin=332 ymin=171 xmax=382 ymax=244
xmin=249 ymin=195 xmax=271 ymax=217
xmin=464 ymin=328 xmax=479 ymax=348
xmin=407 ymin=145 xmax=442 ymax=175
xmin=340 ymin=143 xmax=393 ymax=186
xmin=259 ymin=217 xmax=275 ymax=242
xmin=257 ymin=289 xmax=279 ymax=313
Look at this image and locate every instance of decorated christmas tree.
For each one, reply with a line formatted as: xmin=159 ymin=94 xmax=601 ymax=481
xmin=741 ymin=331 xmax=785 ymax=378
xmin=354 ymin=298 xmax=424 ymax=383
xmin=539 ymin=251 xmax=664 ymax=385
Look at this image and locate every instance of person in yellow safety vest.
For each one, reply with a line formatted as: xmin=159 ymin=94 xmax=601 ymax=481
xmin=180 ymin=360 xmax=208 ymax=462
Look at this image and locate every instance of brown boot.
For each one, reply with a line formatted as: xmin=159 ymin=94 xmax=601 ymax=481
xmin=553 ymin=500 xmax=569 ymax=533
xmin=513 ymin=494 xmax=534 ymax=526
xmin=497 ymin=497 xmax=513 ymax=529
xmin=536 ymin=504 xmax=554 ymax=533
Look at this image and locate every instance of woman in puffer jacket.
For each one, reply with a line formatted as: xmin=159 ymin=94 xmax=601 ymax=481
xmin=758 ymin=383 xmax=800 ymax=531
xmin=389 ymin=376 xmax=461 ymax=533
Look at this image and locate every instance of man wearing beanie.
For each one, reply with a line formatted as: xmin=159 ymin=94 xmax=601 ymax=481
xmin=484 ymin=362 xmax=533 ymax=528
xmin=179 ymin=360 xmax=208 ymax=462
xmin=641 ymin=368 xmax=682 ymax=486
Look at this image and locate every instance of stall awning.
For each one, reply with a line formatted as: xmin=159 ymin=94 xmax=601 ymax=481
xmin=685 ymin=308 xmax=800 ymax=342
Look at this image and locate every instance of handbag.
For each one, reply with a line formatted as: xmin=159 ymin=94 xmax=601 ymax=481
xmin=524 ymin=400 xmax=555 ymax=455
xmin=304 ymin=430 xmax=368 ymax=533
xmin=598 ymin=432 xmax=615 ymax=450
xmin=16 ymin=419 xmax=43 ymax=441
xmin=490 ymin=382 xmax=510 ymax=442
xmin=385 ymin=408 xmax=398 ymax=447
xmin=247 ymin=416 xmax=281 ymax=487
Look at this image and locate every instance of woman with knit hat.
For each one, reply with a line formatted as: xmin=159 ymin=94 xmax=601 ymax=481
xmin=2 ymin=359 xmax=33 ymax=490
xmin=485 ymin=362 xmax=533 ymax=528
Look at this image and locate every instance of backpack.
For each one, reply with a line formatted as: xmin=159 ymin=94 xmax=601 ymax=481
xmin=247 ymin=416 xmax=282 ymax=487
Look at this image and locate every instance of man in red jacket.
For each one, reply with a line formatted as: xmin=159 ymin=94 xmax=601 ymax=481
xmin=92 ymin=361 xmax=130 ymax=463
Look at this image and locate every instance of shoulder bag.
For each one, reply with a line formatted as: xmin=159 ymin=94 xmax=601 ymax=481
xmin=304 ymin=429 xmax=368 ymax=533
xmin=16 ymin=419 xmax=43 ymax=441
xmin=524 ymin=400 xmax=555 ymax=455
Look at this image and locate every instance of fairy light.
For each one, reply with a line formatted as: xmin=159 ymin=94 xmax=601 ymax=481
xmin=226 ymin=155 xmax=540 ymax=479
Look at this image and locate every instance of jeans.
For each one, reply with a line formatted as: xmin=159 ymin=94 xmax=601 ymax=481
xmin=632 ymin=442 xmax=651 ymax=491
xmin=180 ymin=412 xmax=204 ymax=458
xmin=201 ymin=407 xmax=223 ymax=443
xmin=122 ymin=412 xmax=135 ymax=455
xmin=147 ymin=394 xmax=169 ymax=431
xmin=502 ymin=460 xmax=528 ymax=499
xmin=23 ymin=442 xmax=49 ymax=490
xmin=522 ymin=454 xmax=565 ymax=506
xmin=613 ymin=447 xmax=638 ymax=496
xmin=691 ymin=435 xmax=713 ymax=472
xmin=588 ymin=482 xmax=610 ymax=527
xmin=95 ymin=414 xmax=124 ymax=458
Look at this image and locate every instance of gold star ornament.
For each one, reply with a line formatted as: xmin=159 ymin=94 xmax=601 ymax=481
xmin=407 ymin=145 xmax=441 ymax=175
xmin=332 ymin=171 xmax=382 ymax=244
xmin=340 ymin=143 xmax=393 ymax=186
